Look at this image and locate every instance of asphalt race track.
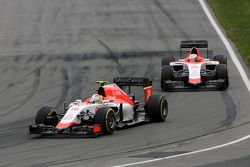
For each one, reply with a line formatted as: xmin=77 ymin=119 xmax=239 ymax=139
xmin=0 ymin=0 xmax=250 ymax=166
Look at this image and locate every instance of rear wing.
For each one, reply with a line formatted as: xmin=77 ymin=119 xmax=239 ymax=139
xmin=180 ymin=40 xmax=208 ymax=48
xmin=180 ymin=40 xmax=208 ymax=58
xmin=113 ymin=77 xmax=152 ymax=103
xmin=113 ymin=77 xmax=152 ymax=88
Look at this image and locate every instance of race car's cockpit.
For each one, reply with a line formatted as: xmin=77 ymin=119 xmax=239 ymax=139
xmin=90 ymin=94 xmax=103 ymax=103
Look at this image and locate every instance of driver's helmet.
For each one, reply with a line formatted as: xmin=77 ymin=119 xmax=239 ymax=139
xmin=90 ymin=94 xmax=103 ymax=103
xmin=189 ymin=54 xmax=198 ymax=62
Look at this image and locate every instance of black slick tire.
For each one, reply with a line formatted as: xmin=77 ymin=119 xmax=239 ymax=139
xmin=35 ymin=106 xmax=58 ymax=127
xmin=146 ymin=95 xmax=168 ymax=122
xmin=213 ymin=55 xmax=227 ymax=64
xmin=216 ymin=64 xmax=229 ymax=89
xmin=161 ymin=65 xmax=173 ymax=90
xmin=162 ymin=56 xmax=175 ymax=66
xmin=95 ymin=107 xmax=116 ymax=135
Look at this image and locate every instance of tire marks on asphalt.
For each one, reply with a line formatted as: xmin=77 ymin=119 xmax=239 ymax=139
xmin=0 ymin=67 xmax=41 ymax=118
xmin=55 ymin=67 xmax=69 ymax=110
xmin=220 ymin=91 xmax=238 ymax=127
xmin=151 ymin=0 xmax=190 ymax=39
xmin=98 ymin=39 xmax=124 ymax=74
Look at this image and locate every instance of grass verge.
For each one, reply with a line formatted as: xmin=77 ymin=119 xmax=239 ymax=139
xmin=207 ymin=0 xmax=250 ymax=67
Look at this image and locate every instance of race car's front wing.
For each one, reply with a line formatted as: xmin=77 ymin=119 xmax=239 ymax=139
xmin=163 ymin=79 xmax=226 ymax=89
xmin=29 ymin=124 xmax=103 ymax=136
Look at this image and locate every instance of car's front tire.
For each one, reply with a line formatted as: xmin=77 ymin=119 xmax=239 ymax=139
xmin=35 ymin=106 xmax=58 ymax=127
xmin=216 ymin=64 xmax=229 ymax=89
xmin=95 ymin=107 xmax=116 ymax=135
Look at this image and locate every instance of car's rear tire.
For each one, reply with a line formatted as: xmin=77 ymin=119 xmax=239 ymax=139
xmin=161 ymin=65 xmax=173 ymax=90
xmin=95 ymin=107 xmax=116 ymax=135
xmin=162 ymin=56 xmax=175 ymax=66
xmin=35 ymin=106 xmax=58 ymax=127
xmin=216 ymin=64 xmax=229 ymax=89
xmin=213 ymin=55 xmax=227 ymax=64
xmin=146 ymin=95 xmax=168 ymax=122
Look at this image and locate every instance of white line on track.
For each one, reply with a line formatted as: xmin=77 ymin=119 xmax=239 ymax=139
xmin=113 ymin=135 xmax=250 ymax=167
xmin=113 ymin=0 xmax=250 ymax=166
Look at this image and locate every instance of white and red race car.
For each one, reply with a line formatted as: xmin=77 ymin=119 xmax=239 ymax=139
xmin=29 ymin=77 xmax=168 ymax=136
xmin=161 ymin=40 xmax=229 ymax=90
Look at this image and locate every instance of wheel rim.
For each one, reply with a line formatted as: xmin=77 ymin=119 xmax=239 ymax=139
xmin=161 ymin=99 xmax=168 ymax=119
xmin=107 ymin=112 xmax=115 ymax=129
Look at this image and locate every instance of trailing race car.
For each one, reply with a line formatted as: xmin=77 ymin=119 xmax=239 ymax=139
xmin=29 ymin=77 xmax=168 ymax=136
xmin=161 ymin=40 xmax=229 ymax=90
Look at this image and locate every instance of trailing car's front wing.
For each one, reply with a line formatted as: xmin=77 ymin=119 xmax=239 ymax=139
xmin=163 ymin=79 xmax=227 ymax=89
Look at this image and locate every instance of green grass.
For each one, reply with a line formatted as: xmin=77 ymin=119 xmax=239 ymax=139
xmin=207 ymin=0 xmax=250 ymax=67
